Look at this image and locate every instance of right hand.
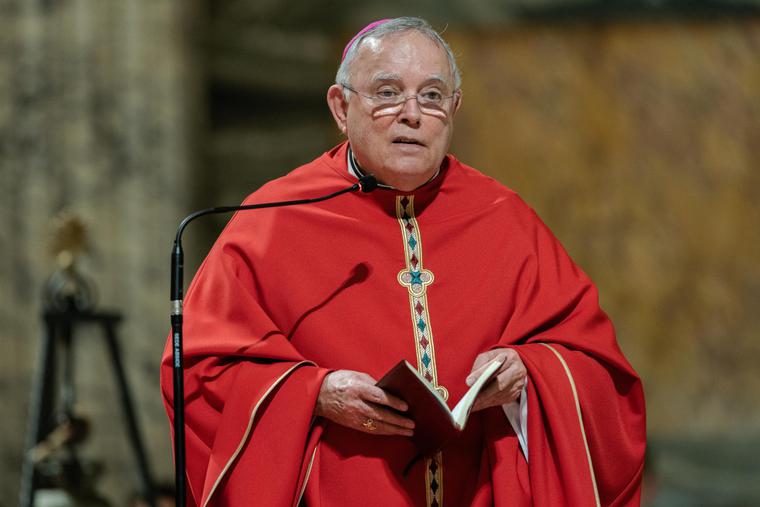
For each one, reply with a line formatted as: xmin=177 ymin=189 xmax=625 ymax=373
xmin=315 ymin=370 xmax=415 ymax=437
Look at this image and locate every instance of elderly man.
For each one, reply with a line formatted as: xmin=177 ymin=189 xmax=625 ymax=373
xmin=161 ymin=17 xmax=645 ymax=507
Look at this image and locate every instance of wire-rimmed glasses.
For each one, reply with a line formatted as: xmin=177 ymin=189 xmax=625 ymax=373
xmin=341 ymin=83 xmax=458 ymax=117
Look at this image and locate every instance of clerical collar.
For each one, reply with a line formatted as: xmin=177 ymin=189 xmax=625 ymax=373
xmin=346 ymin=146 xmax=441 ymax=190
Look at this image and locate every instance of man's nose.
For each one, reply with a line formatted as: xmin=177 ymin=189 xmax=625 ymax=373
xmin=397 ymin=95 xmax=422 ymax=124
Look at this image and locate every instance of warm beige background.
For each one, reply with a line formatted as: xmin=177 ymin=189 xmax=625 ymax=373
xmin=449 ymin=21 xmax=760 ymax=436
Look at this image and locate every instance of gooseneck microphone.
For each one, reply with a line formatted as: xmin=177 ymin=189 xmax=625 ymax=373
xmin=169 ymin=174 xmax=377 ymax=506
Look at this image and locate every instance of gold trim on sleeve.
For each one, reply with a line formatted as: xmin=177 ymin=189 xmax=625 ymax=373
xmin=203 ymin=361 xmax=313 ymax=507
xmin=539 ymin=343 xmax=601 ymax=507
xmin=294 ymin=443 xmax=318 ymax=507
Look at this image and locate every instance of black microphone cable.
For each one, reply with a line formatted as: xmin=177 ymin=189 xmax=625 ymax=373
xmin=169 ymin=174 xmax=377 ymax=506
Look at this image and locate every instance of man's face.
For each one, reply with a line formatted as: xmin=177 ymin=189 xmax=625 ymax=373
xmin=329 ymin=31 xmax=461 ymax=191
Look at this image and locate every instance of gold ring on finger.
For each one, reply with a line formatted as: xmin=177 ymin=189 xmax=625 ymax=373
xmin=362 ymin=418 xmax=377 ymax=431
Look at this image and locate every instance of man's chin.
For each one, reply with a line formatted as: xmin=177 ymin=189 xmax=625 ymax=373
xmin=386 ymin=150 xmax=431 ymax=169
xmin=377 ymin=164 xmax=437 ymax=190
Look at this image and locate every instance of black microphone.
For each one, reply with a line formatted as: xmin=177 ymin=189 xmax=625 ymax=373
xmin=357 ymin=174 xmax=378 ymax=193
xmin=169 ymin=174 xmax=377 ymax=506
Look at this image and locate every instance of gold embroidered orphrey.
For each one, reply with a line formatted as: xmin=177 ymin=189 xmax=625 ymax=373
xmin=396 ymin=195 xmax=446 ymax=507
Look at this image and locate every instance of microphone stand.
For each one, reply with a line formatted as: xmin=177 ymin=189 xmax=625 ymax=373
xmin=169 ymin=175 xmax=377 ymax=506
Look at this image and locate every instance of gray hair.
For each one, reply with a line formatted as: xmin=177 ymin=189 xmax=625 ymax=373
xmin=336 ymin=17 xmax=462 ymax=98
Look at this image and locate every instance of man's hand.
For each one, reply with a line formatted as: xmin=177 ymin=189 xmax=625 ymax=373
xmin=315 ymin=370 xmax=415 ymax=436
xmin=466 ymin=348 xmax=527 ymax=412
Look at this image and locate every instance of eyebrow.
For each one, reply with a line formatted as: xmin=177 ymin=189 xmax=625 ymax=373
xmin=424 ymin=74 xmax=448 ymax=86
xmin=371 ymin=72 xmax=402 ymax=83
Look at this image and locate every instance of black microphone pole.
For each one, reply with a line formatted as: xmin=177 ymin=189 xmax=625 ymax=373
xmin=169 ymin=175 xmax=377 ymax=506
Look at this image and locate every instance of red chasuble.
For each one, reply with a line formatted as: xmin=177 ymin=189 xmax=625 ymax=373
xmin=161 ymin=142 xmax=646 ymax=507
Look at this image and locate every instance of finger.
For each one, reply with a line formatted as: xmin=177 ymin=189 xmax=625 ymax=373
xmin=357 ymin=418 xmax=414 ymax=437
xmin=490 ymin=364 xmax=525 ymax=398
xmin=355 ymin=403 xmax=414 ymax=436
xmin=363 ymin=385 xmax=409 ymax=412
xmin=353 ymin=371 xmax=379 ymax=384
xmin=470 ymin=350 xmax=502 ymax=372
xmin=472 ymin=368 xmax=525 ymax=411
xmin=472 ymin=381 xmax=501 ymax=411
xmin=365 ymin=403 xmax=415 ymax=429
xmin=472 ymin=389 xmax=509 ymax=412
xmin=500 ymin=349 xmax=522 ymax=370
xmin=466 ymin=361 xmax=494 ymax=386
xmin=466 ymin=352 xmax=507 ymax=386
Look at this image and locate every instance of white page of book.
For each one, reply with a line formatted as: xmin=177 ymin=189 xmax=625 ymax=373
xmin=450 ymin=358 xmax=504 ymax=429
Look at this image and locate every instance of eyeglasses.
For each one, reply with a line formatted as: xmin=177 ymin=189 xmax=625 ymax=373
xmin=340 ymin=83 xmax=458 ymax=117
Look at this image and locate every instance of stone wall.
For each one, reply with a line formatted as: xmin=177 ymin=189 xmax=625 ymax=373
xmin=450 ymin=19 xmax=760 ymax=434
xmin=449 ymin=18 xmax=760 ymax=503
xmin=0 ymin=0 xmax=200 ymax=503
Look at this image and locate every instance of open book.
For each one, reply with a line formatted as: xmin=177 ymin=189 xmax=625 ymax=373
xmin=376 ymin=357 xmax=504 ymax=456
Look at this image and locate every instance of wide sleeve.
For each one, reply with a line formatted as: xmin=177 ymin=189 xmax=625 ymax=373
xmin=160 ymin=211 xmax=330 ymax=507
xmin=489 ymin=202 xmax=646 ymax=507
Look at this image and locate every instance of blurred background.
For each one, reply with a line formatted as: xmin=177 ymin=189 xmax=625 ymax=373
xmin=1 ymin=0 xmax=759 ymax=505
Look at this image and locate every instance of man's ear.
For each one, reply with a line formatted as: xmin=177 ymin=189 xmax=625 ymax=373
xmin=452 ymin=89 xmax=463 ymax=117
xmin=327 ymin=85 xmax=349 ymax=134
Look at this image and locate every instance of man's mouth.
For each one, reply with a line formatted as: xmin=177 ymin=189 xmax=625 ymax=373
xmin=392 ymin=137 xmax=425 ymax=146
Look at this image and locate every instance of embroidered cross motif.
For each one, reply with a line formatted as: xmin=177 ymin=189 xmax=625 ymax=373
xmin=397 ymin=268 xmax=434 ymax=297
xmin=395 ymin=195 xmax=447 ymax=507
xmin=395 ymin=195 xmax=444 ymax=396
